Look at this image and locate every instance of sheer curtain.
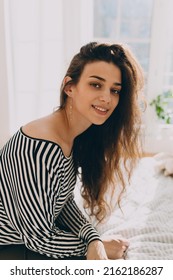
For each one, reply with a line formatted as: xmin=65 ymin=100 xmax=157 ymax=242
xmin=0 ymin=0 xmax=10 ymax=147
xmin=3 ymin=0 xmax=64 ymax=137
xmin=2 ymin=0 xmax=93 ymax=141
xmin=144 ymin=0 xmax=173 ymax=154
xmin=93 ymin=0 xmax=173 ymax=154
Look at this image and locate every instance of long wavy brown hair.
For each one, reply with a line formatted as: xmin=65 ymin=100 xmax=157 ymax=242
xmin=59 ymin=42 xmax=144 ymax=221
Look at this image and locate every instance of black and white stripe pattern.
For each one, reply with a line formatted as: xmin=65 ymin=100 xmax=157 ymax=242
xmin=0 ymin=129 xmax=101 ymax=258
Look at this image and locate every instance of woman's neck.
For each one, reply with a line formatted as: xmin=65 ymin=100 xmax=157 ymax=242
xmin=57 ymin=105 xmax=91 ymax=142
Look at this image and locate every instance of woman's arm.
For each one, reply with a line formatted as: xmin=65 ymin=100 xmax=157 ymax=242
xmin=0 ymin=139 xmax=87 ymax=258
xmin=56 ymin=194 xmax=101 ymax=245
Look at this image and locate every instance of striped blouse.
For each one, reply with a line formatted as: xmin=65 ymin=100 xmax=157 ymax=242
xmin=0 ymin=129 xmax=101 ymax=259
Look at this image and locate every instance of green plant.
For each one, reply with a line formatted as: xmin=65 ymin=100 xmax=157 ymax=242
xmin=150 ymin=90 xmax=173 ymax=124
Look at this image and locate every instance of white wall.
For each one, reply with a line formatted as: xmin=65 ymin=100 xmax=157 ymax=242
xmin=144 ymin=0 xmax=173 ymax=154
xmin=4 ymin=0 xmax=65 ymax=135
xmin=2 ymin=0 xmax=172 ymax=154
xmin=1 ymin=0 xmax=93 ymax=143
xmin=0 ymin=0 xmax=10 ymax=147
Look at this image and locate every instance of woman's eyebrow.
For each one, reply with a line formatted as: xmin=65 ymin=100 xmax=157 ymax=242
xmin=89 ymin=75 xmax=122 ymax=86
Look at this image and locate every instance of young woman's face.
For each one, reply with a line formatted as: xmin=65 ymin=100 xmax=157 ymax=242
xmin=69 ymin=61 xmax=122 ymax=126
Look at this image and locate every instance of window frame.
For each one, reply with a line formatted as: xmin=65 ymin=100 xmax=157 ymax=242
xmin=92 ymin=0 xmax=173 ymax=153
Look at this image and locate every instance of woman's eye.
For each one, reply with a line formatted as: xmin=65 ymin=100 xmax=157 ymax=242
xmin=111 ymin=89 xmax=121 ymax=95
xmin=90 ymin=83 xmax=101 ymax=89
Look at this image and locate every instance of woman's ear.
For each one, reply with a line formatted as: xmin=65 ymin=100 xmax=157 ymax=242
xmin=63 ymin=76 xmax=73 ymax=97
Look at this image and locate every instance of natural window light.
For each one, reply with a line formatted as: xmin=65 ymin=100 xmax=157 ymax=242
xmin=1 ymin=0 xmax=173 ymax=153
xmin=94 ymin=0 xmax=153 ymax=73
xmin=93 ymin=0 xmax=173 ymax=125
xmin=93 ymin=0 xmax=173 ymax=153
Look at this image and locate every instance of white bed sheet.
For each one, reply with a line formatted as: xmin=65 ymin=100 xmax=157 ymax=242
xmin=75 ymin=157 xmax=173 ymax=259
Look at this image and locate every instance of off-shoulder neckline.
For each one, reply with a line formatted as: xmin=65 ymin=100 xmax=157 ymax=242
xmin=19 ymin=127 xmax=73 ymax=160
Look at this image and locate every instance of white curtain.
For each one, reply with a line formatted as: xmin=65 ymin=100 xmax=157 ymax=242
xmin=0 ymin=0 xmax=10 ymax=147
xmin=2 ymin=0 xmax=93 ymax=141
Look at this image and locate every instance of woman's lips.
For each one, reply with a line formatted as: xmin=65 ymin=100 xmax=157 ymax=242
xmin=92 ymin=105 xmax=109 ymax=115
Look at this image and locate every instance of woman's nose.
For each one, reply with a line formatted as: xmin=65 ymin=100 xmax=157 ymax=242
xmin=99 ymin=90 xmax=111 ymax=103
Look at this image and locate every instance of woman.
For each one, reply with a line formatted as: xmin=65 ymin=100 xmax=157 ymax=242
xmin=0 ymin=42 xmax=144 ymax=260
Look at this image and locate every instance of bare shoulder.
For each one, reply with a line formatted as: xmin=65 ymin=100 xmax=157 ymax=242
xmin=22 ymin=114 xmax=59 ymax=143
xmin=22 ymin=112 xmax=72 ymax=157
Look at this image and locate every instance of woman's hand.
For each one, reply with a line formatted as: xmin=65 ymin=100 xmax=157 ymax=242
xmin=102 ymin=235 xmax=129 ymax=259
xmin=86 ymin=240 xmax=108 ymax=260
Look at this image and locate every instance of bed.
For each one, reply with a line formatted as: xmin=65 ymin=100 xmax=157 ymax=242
xmin=74 ymin=157 xmax=173 ymax=260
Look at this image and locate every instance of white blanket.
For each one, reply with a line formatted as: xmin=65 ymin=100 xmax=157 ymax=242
xmin=75 ymin=157 xmax=173 ymax=259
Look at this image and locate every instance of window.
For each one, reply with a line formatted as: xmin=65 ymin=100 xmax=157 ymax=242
xmin=93 ymin=0 xmax=173 ymax=153
xmin=4 ymin=0 xmax=64 ymax=135
xmin=94 ymin=0 xmax=153 ymax=73
xmin=162 ymin=28 xmax=173 ymax=124
xmin=3 ymin=0 xmax=173 ymax=153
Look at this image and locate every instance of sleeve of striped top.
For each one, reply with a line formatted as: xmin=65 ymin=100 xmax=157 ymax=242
xmin=9 ymin=156 xmax=88 ymax=258
xmin=56 ymin=194 xmax=101 ymax=245
xmin=8 ymin=142 xmax=100 ymax=259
